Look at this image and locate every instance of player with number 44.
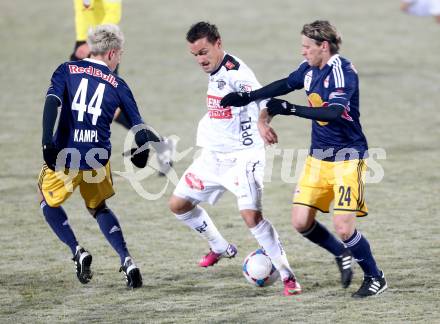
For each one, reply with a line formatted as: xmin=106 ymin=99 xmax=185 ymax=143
xmin=37 ymin=24 xmax=161 ymax=289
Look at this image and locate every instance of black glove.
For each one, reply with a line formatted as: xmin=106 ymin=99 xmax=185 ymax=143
xmin=266 ymin=98 xmax=293 ymax=116
xmin=126 ymin=147 xmax=150 ymax=168
xmin=220 ymin=92 xmax=252 ymax=107
xmin=42 ymin=143 xmax=60 ymax=171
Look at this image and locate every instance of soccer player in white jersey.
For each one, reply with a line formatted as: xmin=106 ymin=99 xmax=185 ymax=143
xmin=168 ymin=22 xmax=301 ymax=296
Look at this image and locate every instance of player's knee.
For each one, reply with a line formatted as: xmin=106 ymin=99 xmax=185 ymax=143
xmin=333 ymin=214 xmax=356 ymax=240
xmin=240 ymin=210 xmax=263 ymax=228
xmin=333 ymin=222 xmax=354 ymax=241
xmin=291 ymin=205 xmax=316 ymax=232
xmin=291 ymin=213 xmax=314 ymax=232
xmin=169 ymin=195 xmax=193 ymax=215
xmin=335 ymin=229 xmax=352 ymax=241
xmin=291 ymin=216 xmax=309 ymax=232
xmin=87 ymin=202 xmax=108 ymax=218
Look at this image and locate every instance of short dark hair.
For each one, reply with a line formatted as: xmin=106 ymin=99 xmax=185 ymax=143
xmin=186 ymin=21 xmax=221 ymax=44
xmin=301 ymin=20 xmax=342 ymax=54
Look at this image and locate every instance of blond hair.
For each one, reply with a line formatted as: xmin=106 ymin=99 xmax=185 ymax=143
xmin=87 ymin=24 xmax=124 ymax=56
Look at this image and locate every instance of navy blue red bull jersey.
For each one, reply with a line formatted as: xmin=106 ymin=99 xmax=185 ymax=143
xmin=46 ymin=58 xmax=144 ymax=169
xmin=287 ymin=55 xmax=368 ymax=161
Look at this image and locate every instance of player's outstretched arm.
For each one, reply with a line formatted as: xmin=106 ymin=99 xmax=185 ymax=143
xmin=266 ymin=98 xmax=344 ymax=122
xmin=220 ymin=78 xmax=292 ymax=107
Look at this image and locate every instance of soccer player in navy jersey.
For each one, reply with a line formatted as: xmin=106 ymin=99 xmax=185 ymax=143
xmin=70 ymin=0 xmax=175 ymax=175
xmin=38 ymin=24 xmax=152 ymax=288
xmin=221 ymin=20 xmax=387 ymax=298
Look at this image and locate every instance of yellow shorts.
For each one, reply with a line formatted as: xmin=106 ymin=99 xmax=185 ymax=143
xmin=38 ymin=162 xmax=115 ymax=209
xmin=293 ymin=156 xmax=368 ymax=217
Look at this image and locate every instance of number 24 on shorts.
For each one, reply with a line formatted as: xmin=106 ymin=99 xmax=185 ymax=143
xmin=337 ymin=186 xmax=351 ymax=207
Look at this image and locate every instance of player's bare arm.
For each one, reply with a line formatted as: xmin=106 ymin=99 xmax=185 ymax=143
xmin=257 ymin=108 xmax=278 ymax=145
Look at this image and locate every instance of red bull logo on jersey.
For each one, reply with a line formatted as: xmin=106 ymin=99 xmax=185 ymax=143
xmin=308 ymin=93 xmax=328 ymax=126
xmin=308 ymin=92 xmax=353 ymax=124
xmin=68 ymin=64 xmax=118 ymax=88
xmin=207 ymin=95 xmax=232 ymax=119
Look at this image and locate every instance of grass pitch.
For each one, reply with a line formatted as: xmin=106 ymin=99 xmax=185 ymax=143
xmin=1 ymin=0 xmax=439 ymax=322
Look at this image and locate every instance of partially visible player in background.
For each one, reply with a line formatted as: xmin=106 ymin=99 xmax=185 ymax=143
xmin=221 ymin=20 xmax=388 ymax=298
xmin=168 ymin=22 xmax=301 ymax=296
xmin=400 ymin=0 xmax=440 ymax=23
xmin=71 ymin=0 xmax=122 ymax=62
xmin=71 ymin=0 xmax=175 ymax=175
xmin=38 ymin=24 xmax=155 ymax=289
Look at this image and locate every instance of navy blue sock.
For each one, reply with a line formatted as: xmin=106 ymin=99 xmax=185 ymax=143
xmin=344 ymin=229 xmax=380 ymax=278
xmin=95 ymin=207 xmax=129 ymax=264
xmin=41 ymin=201 xmax=78 ymax=255
xmin=301 ymin=220 xmax=346 ymax=257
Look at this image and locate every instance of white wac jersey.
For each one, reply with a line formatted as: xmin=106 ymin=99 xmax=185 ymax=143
xmin=196 ymin=53 xmax=265 ymax=152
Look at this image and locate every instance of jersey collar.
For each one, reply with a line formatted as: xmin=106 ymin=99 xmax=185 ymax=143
xmin=210 ymin=52 xmax=227 ymax=76
xmin=326 ymin=54 xmax=340 ymax=67
xmin=84 ymin=58 xmax=109 ymax=68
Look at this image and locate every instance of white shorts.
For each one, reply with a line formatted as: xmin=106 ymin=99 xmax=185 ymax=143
xmin=173 ymin=148 xmax=265 ymax=211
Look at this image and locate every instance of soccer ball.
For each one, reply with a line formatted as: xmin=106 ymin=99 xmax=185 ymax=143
xmin=242 ymin=249 xmax=280 ymax=287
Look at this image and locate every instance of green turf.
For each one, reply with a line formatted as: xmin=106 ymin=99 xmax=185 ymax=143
xmin=1 ymin=0 xmax=439 ymax=322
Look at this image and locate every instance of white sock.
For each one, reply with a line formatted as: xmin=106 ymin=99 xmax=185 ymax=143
xmin=175 ymin=206 xmax=229 ymax=253
xmin=250 ymin=219 xmax=295 ymax=281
